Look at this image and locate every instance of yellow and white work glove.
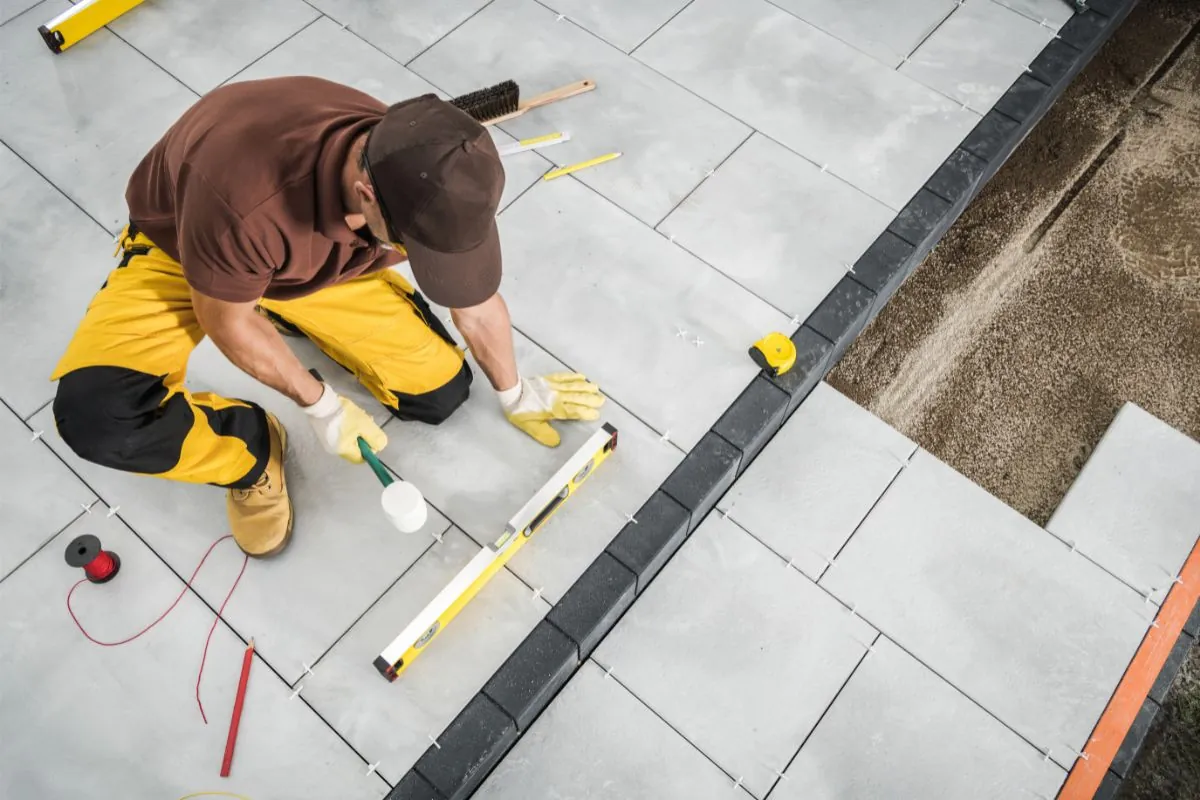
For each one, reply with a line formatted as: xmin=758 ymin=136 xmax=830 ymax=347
xmin=498 ymin=373 xmax=606 ymax=448
xmin=302 ymin=383 xmax=388 ymax=463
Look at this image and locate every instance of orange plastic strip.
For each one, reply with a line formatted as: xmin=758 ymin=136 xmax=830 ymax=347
xmin=1058 ymin=536 xmax=1200 ymax=799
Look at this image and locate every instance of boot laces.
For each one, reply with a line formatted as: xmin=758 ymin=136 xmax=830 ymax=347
xmin=233 ymin=472 xmax=272 ymax=500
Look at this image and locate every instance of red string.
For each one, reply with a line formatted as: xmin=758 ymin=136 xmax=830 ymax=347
xmin=66 ymin=534 xmax=249 ymax=724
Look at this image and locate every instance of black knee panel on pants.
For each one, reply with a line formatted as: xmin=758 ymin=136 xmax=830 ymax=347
xmin=389 ymin=359 xmax=474 ymax=425
xmin=53 ymin=365 xmax=191 ymax=473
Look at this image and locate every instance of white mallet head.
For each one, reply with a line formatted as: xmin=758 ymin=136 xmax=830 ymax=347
xmin=380 ymin=480 xmax=427 ymax=533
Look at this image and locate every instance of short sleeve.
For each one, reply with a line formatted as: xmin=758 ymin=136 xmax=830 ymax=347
xmin=178 ymin=184 xmax=282 ymax=303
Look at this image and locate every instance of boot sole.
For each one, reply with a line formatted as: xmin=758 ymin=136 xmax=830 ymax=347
xmin=248 ymin=414 xmax=294 ymax=559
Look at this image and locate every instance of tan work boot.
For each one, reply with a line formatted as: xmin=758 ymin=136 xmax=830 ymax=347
xmin=227 ymin=413 xmax=294 ymax=557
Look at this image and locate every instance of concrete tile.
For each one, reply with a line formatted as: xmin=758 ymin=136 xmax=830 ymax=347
xmin=476 ymin=661 xmax=737 ymax=799
xmin=659 ymin=134 xmax=894 ymax=321
xmin=821 ymin=449 xmax=1152 ymax=763
xmin=34 ymin=337 xmax=449 ymax=685
xmin=409 ymin=0 xmax=750 ymax=226
xmin=227 ymin=16 xmax=546 ymax=213
xmin=636 ymin=0 xmax=978 ymax=210
xmin=597 ymin=515 xmax=876 ymax=797
xmin=993 ymin=0 xmax=1076 ymax=29
xmin=775 ymin=637 xmax=1066 ymax=800
xmin=493 ymin=176 xmax=792 ymax=450
xmin=540 ymin=0 xmax=691 ymax=52
xmin=769 ymin=0 xmax=958 ymax=67
xmin=0 ymin=144 xmax=115 ymax=418
xmin=0 ymin=402 xmax=96 ymax=581
xmin=107 ymin=0 xmax=319 ymax=94
xmin=306 ymin=0 xmax=492 ymax=65
xmin=0 ymin=1 xmax=199 ymax=233
xmin=720 ymin=383 xmax=915 ymax=580
xmin=0 ymin=511 xmax=386 ymax=799
xmin=900 ymin=0 xmax=1055 ymax=112
xmin=300 ymin=528 xmax=546 ymax=784
xmin=373 ymin=307 xmax=682 ymax=603
xmin=1047 ymin=403 xmax=1200 ymax=601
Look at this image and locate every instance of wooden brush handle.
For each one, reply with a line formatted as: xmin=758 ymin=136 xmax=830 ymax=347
xmin=485 ymin=80 xmax=596 ymax=126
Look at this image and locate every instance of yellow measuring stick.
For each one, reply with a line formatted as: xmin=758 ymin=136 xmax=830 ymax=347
xmin=543 ymin=152 xmax=622 ymax=181
xmin=39 ymin=0 xmax=146 ymax=53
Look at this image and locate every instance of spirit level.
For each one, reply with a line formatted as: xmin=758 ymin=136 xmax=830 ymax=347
xmin=38 ymin=0 xmax=146 ymax=54
xmin=374 ymin=423 xmax=619 ymax=681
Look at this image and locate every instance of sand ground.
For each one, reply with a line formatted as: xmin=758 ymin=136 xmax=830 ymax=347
xmin=826 ymin=1 xmax=1200 ymax=796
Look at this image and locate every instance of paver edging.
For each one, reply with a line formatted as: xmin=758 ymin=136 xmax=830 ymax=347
xmin=388 ymin=4 xmax=1144 ymax=797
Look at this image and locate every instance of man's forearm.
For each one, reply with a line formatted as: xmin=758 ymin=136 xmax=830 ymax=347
xmin=452 ymin=293 xmax=519 ymax=391
xmin=207 ymin=312 xmax=324 ymax=406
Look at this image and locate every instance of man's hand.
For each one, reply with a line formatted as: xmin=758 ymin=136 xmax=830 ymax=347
xmin=301 ymin=383 xmax=388 ymax=463
xmin=498 ymin=373 xmax=605 ymax=447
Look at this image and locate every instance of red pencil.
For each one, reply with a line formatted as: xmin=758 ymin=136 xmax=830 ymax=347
xmin=220 ymin=637 xmax=255 ymax=777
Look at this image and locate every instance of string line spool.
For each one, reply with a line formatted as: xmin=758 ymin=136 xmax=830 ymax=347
xmin=65 ymin=533 xmax=121 ymax=583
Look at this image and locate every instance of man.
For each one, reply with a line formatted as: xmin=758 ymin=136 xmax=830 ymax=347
xmin=50 ymin=76 xmax=604 ymax=558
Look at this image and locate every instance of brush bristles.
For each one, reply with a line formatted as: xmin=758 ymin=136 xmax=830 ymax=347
xmin=451 ymin=80 xmax=520 ymax=122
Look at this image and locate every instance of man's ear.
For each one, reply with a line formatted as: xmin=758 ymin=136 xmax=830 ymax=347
xmin=354 ymin=180 xmax=376 ymax=206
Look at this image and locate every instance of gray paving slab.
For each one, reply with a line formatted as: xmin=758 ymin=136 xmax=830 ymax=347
xmin=34 ymin=337 xmax=448 ymax=685
xmin=900 ymin=0 xmax=1055 ymax=112
xmin=0 ymin=509 xmax=386 ymax=800
xmin=821 ymin=449 xmax=1153 ymax=765
xmin=1047 ymin=402 xmax=1200 ymax=601
xmin=491 ymin=176 xmax=792 ymax=451
xmin=106 ymin=0 xmax=319 ymax=94
xmin=476 ymin=660 xmax=741 ymax=799
xmin=636 ymin=0 xmax=979 ymax=211
xmin=306 ymin=0 xmax=492 ymax=65
xmin=302 ymin=528 xmax=547 ymax=785
xmin=660 ymin=134 xmax=894 ymax=332
xmin=0 ymin=0 xmax=198 ymax=233
xmin=540 ymin=0 xmax=691 ymax=52
xmin=0 ymin=144 xmax=115 ymax=418
xmin=775 ymin=637 xmax=1066 ymax=800
xmin=719 ymin=382 xmax=916 ymax=580
xmin=994 ymin=0 xmax=1076 ymax=28
xmin=227 ymin=16 xmax=548 ymax=213
xmin=771 ymin=0 xmax=959 ymax=67
xmin=0 ymin=402 xmax=95 ymax=581
xmin=408 ymin=0 xmax=751 ymax=226
xmin=374 ymin=301 xmax=682 ymax=603
xmin=597 ymin=514 xmax=876 ymax=798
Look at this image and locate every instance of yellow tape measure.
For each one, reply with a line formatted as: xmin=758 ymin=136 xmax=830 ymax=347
xmin=749 ymin=332 xmax=797 ymax=377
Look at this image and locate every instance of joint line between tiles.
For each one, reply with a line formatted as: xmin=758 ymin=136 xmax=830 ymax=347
xmin=652 ymin=128 xmax=754 ymax=230
xmin=763 ymin=630 xmax=881 ymax=799
xmin=0 ymin=508 xmax=89 ymax=586
xmin=717 ymin=511 xmax=1064 ymax=767
xmin=219 ymin=13 xmax=326 ymax=89
xmin=587 ymin=657 xmax=755 ymax=795
xmin=626 ymin=0 xmax=697 ymax=56
xmin=403 ymin=0 xmax=498 ymax=67
xmin=0 ymin=140 xmax=120 ymax=237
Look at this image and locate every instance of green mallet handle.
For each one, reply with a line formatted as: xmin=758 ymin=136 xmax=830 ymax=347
xmin=358 ymin=437 xmax=394 ymax=487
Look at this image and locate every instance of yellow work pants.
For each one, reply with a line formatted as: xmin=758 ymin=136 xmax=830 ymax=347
xmin=51 ymin=226 xmax=471 ymax=489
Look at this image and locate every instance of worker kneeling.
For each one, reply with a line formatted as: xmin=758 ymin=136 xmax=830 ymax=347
xmin=50 ymin=77 xmax=604 ymax=558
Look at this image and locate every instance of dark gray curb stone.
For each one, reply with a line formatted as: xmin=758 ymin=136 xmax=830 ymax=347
xmin=548 ymin=553 xmax=637 ymax=658
xmin=412 ymin=694 xmax=516 ymax=800
xmin=483 ymin=621 xmax=579 ymax=731
xmin=389 ymin=771 xmax=445 ymax=800
xmin=661 ymin=432 xmax=741 ymax=529
xmin=1111 ymin=697 xmax=1159 ymax=778
xmin=388 ymin=3 xmax=1143 ymax=796
xmin=713 ymin=376 xmax=790 ymax=469
xmin=1149 ymin=630 xmax=1194 ymax=705
xmin=606 ymin=491 xmax=691 ymax=594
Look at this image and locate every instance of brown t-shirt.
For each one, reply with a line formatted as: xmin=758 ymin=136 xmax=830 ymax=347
xmin=125 ymin=76 xmax=402 ymax=303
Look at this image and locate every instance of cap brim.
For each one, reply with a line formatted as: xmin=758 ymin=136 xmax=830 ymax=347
xmin=404 ymin=218 xmax=502 ymax=309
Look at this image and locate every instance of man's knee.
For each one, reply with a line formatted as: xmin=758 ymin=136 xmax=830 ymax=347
xmin=390 ymin=360 xmax=473 ymax=425
xmin=53 ymin=366 xmax=187 ymax=471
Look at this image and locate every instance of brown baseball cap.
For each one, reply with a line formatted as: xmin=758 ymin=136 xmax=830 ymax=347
xmin=364 ymin=94 xmax=505 ymax=309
